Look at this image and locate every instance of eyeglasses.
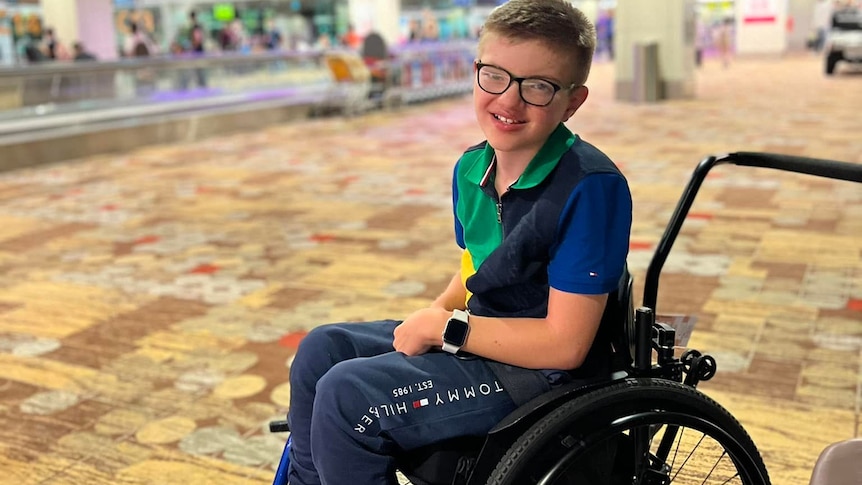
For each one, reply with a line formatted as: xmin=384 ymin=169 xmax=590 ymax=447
xmin=475 ymin=61 xmax=577 ymax=107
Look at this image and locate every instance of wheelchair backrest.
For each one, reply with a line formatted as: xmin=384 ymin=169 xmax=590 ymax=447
xmin=601 ymin=266 xmax=635 ymax=372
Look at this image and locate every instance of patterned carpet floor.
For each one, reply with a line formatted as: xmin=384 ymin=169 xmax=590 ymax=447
xmin=0 ymin=53 xmax=859 ymax=484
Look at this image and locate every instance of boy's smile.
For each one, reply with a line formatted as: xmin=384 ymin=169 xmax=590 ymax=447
xmin=474 ymin=34 xmax=587 ymax=166
xmin=492 ymin=113 xmax=526 ymax=126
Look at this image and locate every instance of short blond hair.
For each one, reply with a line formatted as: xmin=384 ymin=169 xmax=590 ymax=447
xmin=479 ymin=0 xmax=596 ymax=86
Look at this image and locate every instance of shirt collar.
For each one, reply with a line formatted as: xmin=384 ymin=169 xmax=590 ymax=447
xmin=465 ymin=124 xmax=577 ymax=189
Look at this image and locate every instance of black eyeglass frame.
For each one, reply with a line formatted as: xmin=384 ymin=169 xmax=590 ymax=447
xmin=474 ymin=61 xmax=579 ymax=107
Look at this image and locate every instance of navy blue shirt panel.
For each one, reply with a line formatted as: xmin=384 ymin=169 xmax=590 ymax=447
xmin=465 ymin=140 xmax=632 ymax=320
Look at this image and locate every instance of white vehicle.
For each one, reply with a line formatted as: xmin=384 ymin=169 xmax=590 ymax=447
xmin=826 ymin=7 xmax=862 ymax=75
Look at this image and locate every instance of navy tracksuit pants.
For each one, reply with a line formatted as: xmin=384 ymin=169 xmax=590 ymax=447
xmin=286 ymin=320 xmax=522 ymax=485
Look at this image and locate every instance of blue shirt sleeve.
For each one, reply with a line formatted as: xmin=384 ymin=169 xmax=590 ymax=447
xmin=547 ymin=173 xmax=632 ymax=294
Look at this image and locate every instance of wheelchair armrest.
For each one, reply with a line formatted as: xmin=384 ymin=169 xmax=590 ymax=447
xmin=269 ymin=420 xmax=290 ymax=433
xmin=488 ymin=374 xmax=624 ymax=435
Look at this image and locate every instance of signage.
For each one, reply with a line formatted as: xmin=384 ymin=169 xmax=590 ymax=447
xmin=741 ymin=0 xmax=778 ymax=24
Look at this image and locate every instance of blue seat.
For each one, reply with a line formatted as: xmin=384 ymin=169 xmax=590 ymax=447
xmin=273 ymin=436 xmax=291 ymax=485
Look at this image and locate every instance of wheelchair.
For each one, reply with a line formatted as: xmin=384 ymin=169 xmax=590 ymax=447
xmin=270 ymin=152 xmax=862 ymax=485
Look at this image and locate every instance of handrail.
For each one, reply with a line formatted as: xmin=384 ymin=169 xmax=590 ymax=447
xmin=642 ymin=152 xmax=862 ymax=311
xmin=0 ymin=85 xmax=332 ymax=139
xmin=0 ymin=49 xmax=331 ymax=79
xmin=0 ymin=40 xmax=479 ymax=80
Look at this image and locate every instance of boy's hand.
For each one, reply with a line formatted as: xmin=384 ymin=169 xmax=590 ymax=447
xmin=393 ymin=307 xmax=450 ymax=356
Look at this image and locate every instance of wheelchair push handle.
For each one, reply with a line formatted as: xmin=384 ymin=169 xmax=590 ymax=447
xmin=643 ymin=152 xmax=862 ymax=312
xmin=728 ymin=151 xmax=862 ymax=183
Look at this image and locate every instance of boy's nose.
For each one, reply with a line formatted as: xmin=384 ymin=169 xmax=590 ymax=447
xmin=498 ymin=83 xmax=524 ymax=106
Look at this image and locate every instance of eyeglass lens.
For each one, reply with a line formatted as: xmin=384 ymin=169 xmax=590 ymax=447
xmin=477 ymin=65 xmax=557 ymax=106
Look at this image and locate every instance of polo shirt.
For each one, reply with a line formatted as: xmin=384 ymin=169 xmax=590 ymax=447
xmin=452 ymin=123 xmax=632 ymax=319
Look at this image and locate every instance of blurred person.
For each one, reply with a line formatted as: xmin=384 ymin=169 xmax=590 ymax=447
xmin=714 ymin=18 xmax=733 ymax=68
xmin=230 ymin=19 xmax=249 ymax=52
xmin=182 ymin=14 xmax=208 ymax=88
xmin=169 ymin=40 xmax=186 ymax=56
xmin=24 ymin=41 xmax=47 ymax=63
xmin=124 ymin=22 xmax=158 ymax=57
xmin=218 ymin=20 xmax=244 ymax=52
xmin=42 ymin=28 xmax=70 ymax=61
xmin=188 ymin=11 xmax=206 ymax=55
xmin=695 ymin=16 xmax=711 ymax=67
xmin=190 ymin=27 xmax=206 ymax=54
xmin=421 ymin=11 xmax=441 ymax=41
xmin=123 ymin=22 xmax=160 ymax=96
xmin=264 ymin=19 xmax=283 ymax=50
xmin=812 ymin=0 xmax=833 ymax=51
xmin=43 ymin=27 xmax=57 ymax=59
xmin=169 ymin=41 xmax=194 ymax=90
xmin=595 ymin=11 xmax=610 ymax=60
xmin=217 ymin=18 xmax=248 ymax=52
xmin=595 ymin=10 xmax=615 ymax=60
xmin=408 ymin=19 xmax=422 ymax=42
xmin=218 ymin=27 xmax=233 ymax=51
xmin=341 ymin=24 xmax=363 ymax=49
xmin=72 ymin=41 xmax=96 ymax=61
xmin=314 ymin=33 xmax=332 ymax=51
xmin=605 ymin=10 xmax=615 ymax=60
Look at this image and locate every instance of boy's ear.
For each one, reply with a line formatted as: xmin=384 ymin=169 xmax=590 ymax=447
xmin=562 ymin=86 xmax=589 ymax=122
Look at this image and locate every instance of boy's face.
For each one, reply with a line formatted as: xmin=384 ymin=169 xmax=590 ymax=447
xmin=474 ymin=34 xmax=588 ymax=159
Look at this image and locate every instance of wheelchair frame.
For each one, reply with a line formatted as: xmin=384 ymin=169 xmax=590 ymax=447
xmin=271 ymin=152 xmax=862 ymax=485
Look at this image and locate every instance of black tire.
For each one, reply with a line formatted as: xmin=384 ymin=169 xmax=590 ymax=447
xmin=486 ymin=378 xmax=770 ymax=485
xmin=826 ymin=52 xmax=840 ymax=75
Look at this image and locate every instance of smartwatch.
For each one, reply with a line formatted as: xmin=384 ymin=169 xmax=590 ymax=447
xmin=442 ymin=309 xmax=470 ymax=354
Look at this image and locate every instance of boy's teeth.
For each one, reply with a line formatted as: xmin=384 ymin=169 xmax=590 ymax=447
xmin=495 ymin=114 xmax=518 ymax=124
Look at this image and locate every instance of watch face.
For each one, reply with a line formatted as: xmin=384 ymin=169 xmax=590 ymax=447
xmin=444 ymin=319 xmax=469 ymax=345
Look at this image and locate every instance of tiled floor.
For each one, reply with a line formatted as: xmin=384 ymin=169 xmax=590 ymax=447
xmin=0 ymin=53 xmax=859 ymax=485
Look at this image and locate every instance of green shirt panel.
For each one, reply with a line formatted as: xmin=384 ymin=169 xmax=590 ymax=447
xmin=456 ymin=123 xmax=578 ymax=272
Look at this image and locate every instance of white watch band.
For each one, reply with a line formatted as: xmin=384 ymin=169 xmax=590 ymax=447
xmin=442 ymin=309 xmax=469 ymax=354
xmin=451 ymin=308 xmax=469 ymax=322
xmin=441 ymin=341 xmax=462 ymax=353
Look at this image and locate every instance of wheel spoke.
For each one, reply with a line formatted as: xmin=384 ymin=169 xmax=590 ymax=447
xmin=671 ymin=433 xmax=706 ymax=482
xmin=701 ymin=450 xmax=725 ymax=484
xmin=665 ymin=435 xmax=742 ymax=484
xmin=670 ymin=425 xmax=684 ymax=472
xmin=704 ymin=451 xmax=741 ymax=485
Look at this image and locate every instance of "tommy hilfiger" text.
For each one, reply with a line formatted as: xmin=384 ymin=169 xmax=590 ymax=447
xmin=353 ymin=380 xmax=505 ymax=433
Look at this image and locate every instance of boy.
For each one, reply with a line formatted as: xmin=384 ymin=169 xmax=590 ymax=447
xmin=286 ymin=1 xmax=632 ymax=483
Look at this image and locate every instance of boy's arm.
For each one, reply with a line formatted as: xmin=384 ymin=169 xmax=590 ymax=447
xmin=430 ymin=271 xmax=467 ymax=311
xmin=394 ymin=288 xmax=606 ymax=370
xmin=460 ymin=288 xmax=606 ymax=369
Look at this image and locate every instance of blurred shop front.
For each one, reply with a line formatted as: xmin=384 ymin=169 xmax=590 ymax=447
xmin=0 ymin=0 xmax=44 ymax=66
xmin=398 ymin=0 xmax=489 ymax=43
xmin=393 ymin=0 xmax=619 ymax=55
xmin=117 ymin=0 xmax=351 ymax=55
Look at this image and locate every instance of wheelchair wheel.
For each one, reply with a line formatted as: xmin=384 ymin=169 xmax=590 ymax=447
xmin=486 ymin=378 xmax=769 ymax=485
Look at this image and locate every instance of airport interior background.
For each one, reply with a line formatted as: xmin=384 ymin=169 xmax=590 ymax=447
xmin=0 ymin=0 xmax=860 ymax=484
